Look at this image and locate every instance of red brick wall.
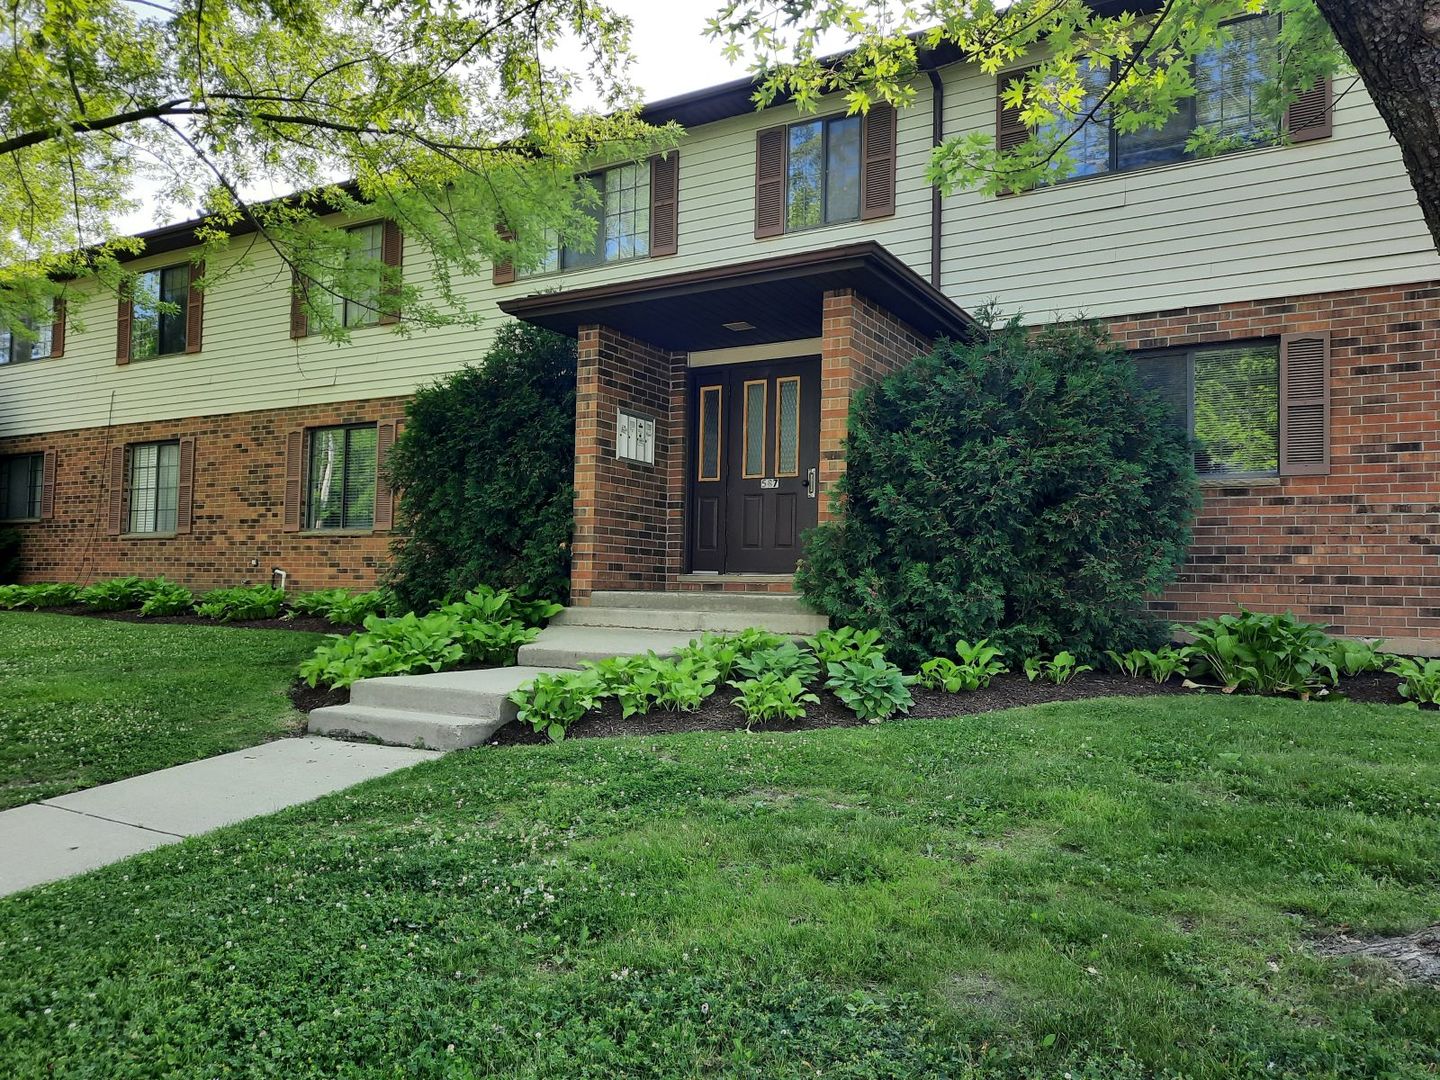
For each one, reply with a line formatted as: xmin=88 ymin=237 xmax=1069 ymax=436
xmin=570 ymin=325 xmax=686 ymax=601
xmin=1104 ymin=283 xmax=1440 ymax=651
xmin=0 ymin=397 xmax=407 ymax=591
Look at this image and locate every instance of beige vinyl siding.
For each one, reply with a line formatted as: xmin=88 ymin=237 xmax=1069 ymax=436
xmin=936 ymin=65 xmax=1440 ymax=320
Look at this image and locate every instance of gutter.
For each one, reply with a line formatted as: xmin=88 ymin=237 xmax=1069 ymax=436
xmin=925 ymin=64 xmax=945 ymax=290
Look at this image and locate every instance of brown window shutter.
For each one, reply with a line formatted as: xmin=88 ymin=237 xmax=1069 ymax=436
xmin=754 ymin=125 xmax=787 ymax=238
xmin=860 ymin=103 xmax=897 ymax=220
xmin=290 ymin=269 xmax=310 ymax=340
xmin=379 ymin=221 xmax=403 ymax=324
xmin=184 ymin=261 xmax=204 ymax=353
xmin=40 ymin=449 xmax=56 ymax=520
xmin=107 ymin=445 xmax=127 ymax=535
xmin=116 ymin=287 xmax=133 ymax=365
xmin=175 ymin=436 xmax=196 ymax=534
xmin=1279 ymin=331 xmax=1330 ymax=476
xmin=650 ymin=152 xmax=680 ymax=256
xmin=49 ymin=298 xmax=65 ymax=357
xmin=373 ymin=419 xmax=398 ymax=531
xmin=283 ymin=429 xmax=305 ymax=532
xmin=995 ymin=67 xmax=1035 ymax=153
xmin=1285 ymin=77 xmax=1332 ymax=142
xmin=492 ymin=224 xmax=516 ymax=285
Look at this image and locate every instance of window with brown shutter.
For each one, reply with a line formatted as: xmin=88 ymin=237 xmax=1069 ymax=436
xmin=650 ymin=152 xmax=680 ymax=256
xmin=373 ymin=418 xmax=398 ymax=531
xmin=379 ymin=221 xmax=403 ymax=324
xmin=107 ymin=445 xmax=128 ymax=534
xmin=994 ymin=66 xmax=1035 ymax=155
xmin=175 ymin=437 xmax=196 ymax=534
xmin=40 ymin=449 xmax=56 ymax=520
xmin=283 ymin=429 xmax=305 ymax=532
xmin=115 ymin=288 xmax=132 ymax=365
xmin=183 ymin=261 xmax=204 ymax=354
xmin=860 ymin=103 xmax=897 ymax=220
xmin=1285 ymin=78 xmax=1332 ymax=142
xmin=290 ymin=269 xmax=310 ymax=339
xmin=1279 ymin=332 xmax=1330 ymax=475
xmin=754 ymin=125 xmax=786 ymax=238
xmin=50 ymin=298 xmax=65 ymax=358
xmin=492 ymin=225 xmax=516 ymax=285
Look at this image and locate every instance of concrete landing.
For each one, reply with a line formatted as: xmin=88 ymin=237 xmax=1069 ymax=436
xmin=0 ymin=737 xmax=438 ymax=897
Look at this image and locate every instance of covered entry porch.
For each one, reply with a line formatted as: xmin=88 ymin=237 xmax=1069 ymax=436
xmin=500 ymin=241 xmax=977 ymax=604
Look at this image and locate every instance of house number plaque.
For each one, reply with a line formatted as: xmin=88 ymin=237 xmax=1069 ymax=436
xmin=760 ymin=478 xmax=779 ymax=489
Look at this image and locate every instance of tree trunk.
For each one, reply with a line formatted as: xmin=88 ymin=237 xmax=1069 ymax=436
xmin=1311 ymin=0 xmax=1440 ymax=253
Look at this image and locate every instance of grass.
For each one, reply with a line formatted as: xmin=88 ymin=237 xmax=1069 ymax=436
xmin=1 ymin=694 xmax=1438 ymax=1078
xmin=0 ymin=612 xmax=323 ymax=810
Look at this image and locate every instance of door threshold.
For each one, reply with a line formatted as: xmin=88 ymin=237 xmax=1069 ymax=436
xmin=678 ymin=573 xmax=795 ymax=583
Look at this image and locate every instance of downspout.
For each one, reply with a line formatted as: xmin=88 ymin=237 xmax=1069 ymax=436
xmin=925 ymin=65 xmax=945 ymax=289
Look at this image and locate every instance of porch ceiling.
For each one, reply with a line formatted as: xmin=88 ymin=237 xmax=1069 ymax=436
xmin=497 ymin=241 xmax=981 ymax=352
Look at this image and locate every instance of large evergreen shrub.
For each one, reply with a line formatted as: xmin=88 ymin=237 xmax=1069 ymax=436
xmin=796 ymin=318 xmax=1199 ymax=666
xmin=385 ymin=323 xmax=576 ymax=610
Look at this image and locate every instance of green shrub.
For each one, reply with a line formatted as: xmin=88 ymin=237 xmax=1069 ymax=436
xmin=1185 ymin=610 xmax=1337 ymax=698
xmin=0 ymin=582 xmax=79 ymax=609
xmin=299 ymin=612 xmax=467 ymax=689
xmin=796 ymin=318 xmax=1198 ymax=667
xmin=289 ymin=588 xmax=395 ymax=626
xmin=1330 ymin=637 xmax=1388 ymax=678
xmin=734 ymin=643 xmax=821 ymax=684
xmin=824 ymin=654 xmax=913 ymax=722
xmin=454 ymin=619 xmax=539 ymax=666
xmin=805 ymin=626 xmax=885 ymax=666
xmin=916 ymin=638 xmax=1007 ymax=692
xmin=438 ymin=585 xmax=562 ymax=628
xmin=0 ymin=528 xmax=20 ymax=584
xmin=1385 ymin=656 xmax=1440 ymax=707
xmin=1105 ymin=645 xmax=1194 ymax=683
xmin=138 ymin=581 xmax=195 ymax=617
xmin=77 ymin=576 xmax=160 ymax=611
xmin=286 ymin=589 xmax=351 ymax=618
xmin=729 ymin=672 xmax=818 ymax=730
xmin=194 ymin=584 xmax=287 ymax=622
xmin=1023 ymin=651 xmax=1093 ymax=685
xmin=581 ymin=652 xmax=722 ymax=719
xmin=510 ymin=669 xmax=607 ymax=741
xmin=675 ymin=629 xmax=789 ymax=682
xmin=386 ymin=324 xmax=577 ymax=610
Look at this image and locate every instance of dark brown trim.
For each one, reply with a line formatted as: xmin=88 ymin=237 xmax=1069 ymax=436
xmin=926 ymin=68 xmax=944 ymax=287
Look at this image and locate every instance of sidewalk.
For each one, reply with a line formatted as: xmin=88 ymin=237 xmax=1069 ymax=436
xmin=0 ymin=737 xmax=440 ymax=898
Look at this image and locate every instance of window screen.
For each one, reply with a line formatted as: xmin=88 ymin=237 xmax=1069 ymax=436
xmin=306 ymin=424 xmax=377 ymax=530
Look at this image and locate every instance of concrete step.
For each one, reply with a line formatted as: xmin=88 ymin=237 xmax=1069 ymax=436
xmin=308 ymin=703 xmax=511 ymax=751
xmin=517 ymin=625 xmax=702 ymax=668
xmin=550 ymin=606 xmax=828 ymax=635
xmin=587 ymin=590 xmax=816 ymax=615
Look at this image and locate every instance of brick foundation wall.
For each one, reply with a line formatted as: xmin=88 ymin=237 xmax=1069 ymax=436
xmin=570 ymin=325 xmax=686 ymax=601
xmin=1105 ymin=283 xmax=1440 ymax=650
xmin=0 ymin=397 xmax=407 ymax=591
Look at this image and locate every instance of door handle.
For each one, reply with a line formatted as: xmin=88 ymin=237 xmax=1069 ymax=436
xmin=804 ymin=467 xmax=818 ymax=499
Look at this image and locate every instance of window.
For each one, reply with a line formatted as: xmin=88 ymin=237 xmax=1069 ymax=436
xmin=1135 ymin=342 xmax=1280 ymax=478
xmin=528 ymin=163 xmax=650 ymax=275
xmin=332 ymin=222 xmax=386 ymax=328
xmin=0 ymin=453 xmax=43 ymax=520
xmin=0 ymin=318 xmax=52 ymax=365
xmin=1037 ymin=14 xmax=1281 ymax=180
xmin=306 ymin=424 xmax=377 ymax=530
xmin=785 ymin=114 xmax=861 ymax=230
xmin=131 ymin=265 xmax=191 ymax=359
xmin=128 ymin=441 xmax=181 ymax=533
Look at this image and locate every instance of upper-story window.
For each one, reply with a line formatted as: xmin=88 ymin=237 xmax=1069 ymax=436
xmin=0 ymin=319 xmax=53 ymax=365
xmin=1033 ymin=14 xmax=1296 ymax=180
xmin=131 ymin=265 xmax=192 ymax=359
xmin=529 ymin=163 xmax=652 ymax=275
xmin=785 ymin=114 xmax=863 ymax=230
xmin=1135 ymin=342 xmax=1280 ymax=479
xmin=334 ymin=222 xmax=386 ymax=328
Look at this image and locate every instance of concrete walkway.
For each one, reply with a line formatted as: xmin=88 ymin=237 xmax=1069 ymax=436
xmin=0 ymin=737 xmax=439 ymax=898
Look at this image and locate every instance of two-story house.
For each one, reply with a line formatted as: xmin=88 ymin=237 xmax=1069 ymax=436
xmin=2 ymin=17 xmax=1438 ymax=653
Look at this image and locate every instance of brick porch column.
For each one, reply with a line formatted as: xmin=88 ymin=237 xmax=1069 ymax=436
xmin=817 ymin=289 xmax=932 ymax=524
xmin=571 ymin=324 xmax=687 ymax=603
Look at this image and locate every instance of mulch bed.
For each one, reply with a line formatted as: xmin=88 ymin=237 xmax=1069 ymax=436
xmin=43 ymin=605 xmax=346 ymax=634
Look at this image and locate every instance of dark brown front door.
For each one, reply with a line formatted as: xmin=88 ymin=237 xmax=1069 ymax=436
xmin=688 ymin=358 xmax=821 ymax=574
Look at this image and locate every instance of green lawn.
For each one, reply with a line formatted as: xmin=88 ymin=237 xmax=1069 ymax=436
xmin=1 ymin=695 xmax=1436 ymax=1078
xmin=0 ymin=612 xmax=322 ymax=809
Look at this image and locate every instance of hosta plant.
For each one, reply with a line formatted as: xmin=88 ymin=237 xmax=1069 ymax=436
xmin=510 ymin=668 xmax=607 ymax=741
xmin=1330 ymin=637 xmax=1388 ymax=678
xmin=1185 ymin=610 xmax=1338 ymax=698
xmin=286 ymin=588 xmax=352 ymax=618
xmin=729 ymin=671 xmax=818 ymax=731
xmin=440 ymin=585 xmax=562 ymax=629
xmin=1023 ymin=651 xmax=1093 ymax=685
xmin=734 ymin=642 xmax=821 ymax=685
xmin=916 ymin=638 xmax=1007 ymax=692
xmin=456 ymin=619 xmax=539 ymax=666
xmin=299 ymin=612 xmax=466 ymax=689
xmin=195 ymin=584 xmax=287 ymax=622
xmin=825 ymin=654 xmax=913 ymax=723
xmin=1385 ymin=656 xmax=1440 ymax=707
xmin=138 ymin=581 xmax=195 ymax=617
xmin=77 ymin=576 xmax=157 ymax=611
xmin=805 ymin=626 xmax=885 ymax=666
xmin=1105 ymin=645 xmax=1194 ymax=684
xmin=0 ymin=582 xmax=79 ymax=609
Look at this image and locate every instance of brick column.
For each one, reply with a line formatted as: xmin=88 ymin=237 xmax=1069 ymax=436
xmin=818 ymin=289 xmax=933 ymax=523
xmin=571 ymin=324 xmax=687 ymax=602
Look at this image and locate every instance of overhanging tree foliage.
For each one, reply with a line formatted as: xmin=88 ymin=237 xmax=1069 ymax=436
xmin=0 ymin=0 xmax=676 ymax=338
xmin=709 ymin=1 xmax=1440 ymax=253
